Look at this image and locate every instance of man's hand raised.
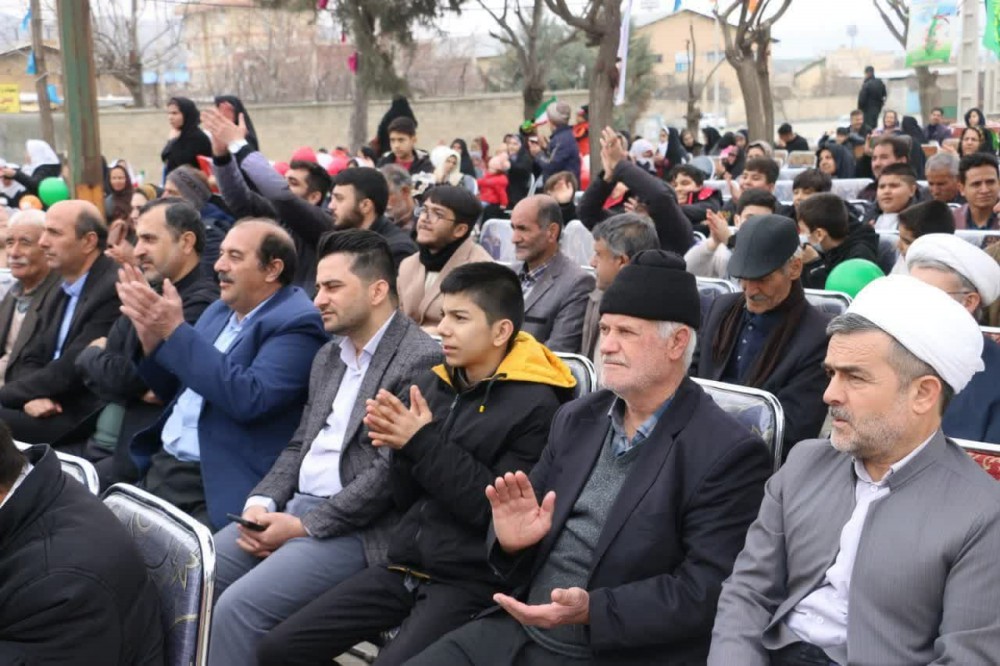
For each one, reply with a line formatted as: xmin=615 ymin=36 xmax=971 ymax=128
xmin=486 ymin=471 xmax=555 ymax=554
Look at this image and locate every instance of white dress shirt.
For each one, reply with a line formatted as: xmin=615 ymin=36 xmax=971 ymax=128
xmin=296 ymin=313 xmax=396 ymax=497
xmin=786 ymin=434 xmax=935 ymax=650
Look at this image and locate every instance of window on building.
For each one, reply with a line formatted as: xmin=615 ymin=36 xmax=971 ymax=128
xmin=674 ymin=52 xmax=689 ymax=73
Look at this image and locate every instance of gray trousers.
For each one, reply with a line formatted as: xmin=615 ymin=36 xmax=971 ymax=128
xmin=206 ymin=493 xmax=367 ymax=666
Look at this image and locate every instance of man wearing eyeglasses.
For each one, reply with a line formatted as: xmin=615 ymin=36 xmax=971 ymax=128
xmin=398 ymin=185 xmax=493 ymax=335
xmin=907 ymin=232 xmax=1000 ymax=443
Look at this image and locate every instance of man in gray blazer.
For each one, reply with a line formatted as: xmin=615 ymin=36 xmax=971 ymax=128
xmin=0 ymin=210 xmax=61 ymax=388
xmin=207 ymin=230 xmax=442 ymax=666
xmin=709 ymin=275 xmax=1000 ymax=666
xmin=511 ymin=194 xmax=595 ymax=352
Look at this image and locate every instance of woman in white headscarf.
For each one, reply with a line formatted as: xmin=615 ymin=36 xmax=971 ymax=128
xmin=430 ymin=146 xmax=478 ymax=195
xmin=0 ymin=140 xmax=61 ymax=197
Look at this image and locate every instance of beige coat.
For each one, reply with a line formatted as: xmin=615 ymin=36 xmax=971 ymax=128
xmin=398 ymin=237 xmax=493 ymax=332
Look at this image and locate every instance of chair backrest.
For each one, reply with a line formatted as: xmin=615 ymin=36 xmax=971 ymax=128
xmin=955 ymin=229 xmax=1000 ymax=249
xmin=102 ymin=483 xmax=216 ymax=666
xmin=831 ymin=179 xmax=873 ymax=201
xmin=778 ymin=167 xmax=806 ymax=181
xmin=12 ymin=441 xmax=100 ymax=494
xmin=553 ymin=352 xmax=597 ymax=400
xmin=773 ymin=180 xmax=793 ymax=202
xmin=560 ymin=219 xmax=594 ymax=266
xmin=804 ymin=288 xmax=852 ymax=316
xmin=478 ymin=218 xmax=516 ymax=262
xmin=773 ymin=148 xmax=789 ymax=162
xmin=953 ymin=438 xmax=1000 ymax=481
xmin=845 ymin=199 xmax=868 ymax=219
xmin=786 ymin=151 xmax=816 ymax=168
xmin=704 ymin=179 xmax=729 ymax=200
xmin=696 ymin=276 xmax=739 ymax=316
xmin=876 ymin=233 xmax=899 ymax=275
xmin=943 ymin=137 xmax=959 ymax=152
xmin=693 ymin=378 xmax=785 ymax=471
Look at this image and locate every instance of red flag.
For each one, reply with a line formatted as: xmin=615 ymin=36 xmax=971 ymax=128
xmin=348 ymin=52 xmax=358 ymax=74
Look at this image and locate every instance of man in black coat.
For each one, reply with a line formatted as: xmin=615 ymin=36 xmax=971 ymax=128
xmin=694 ymin=215 xmax=831 ymax=457
xmin=798 ymin=193 xmax=879 ymax=290
xmin=857 ymin=65 xmax=888 ymax=131
xmin=70 ymin=199 xmax=219 ymax=488
xmin=0 ymin=432 xmax=164 ymax=664
xmin=256 ymin=263 xmax=577 ymax=666
xmin=579 ymin=126 xmax=693 ymax=255
xmin=0 ymin=200 xmax=121 ymax=444
xmin=408 ymin=250 xmax=771 ymax=665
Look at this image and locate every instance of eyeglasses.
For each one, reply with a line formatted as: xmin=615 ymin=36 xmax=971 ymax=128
xmin=418 ymin=207 xmax=456 ymax=224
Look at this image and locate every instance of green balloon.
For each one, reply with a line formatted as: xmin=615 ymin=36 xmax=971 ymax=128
xmin=825 ymin=258 xmax=885 ymax=299
xmin=38 ymin=177 xmax=70 ymax=207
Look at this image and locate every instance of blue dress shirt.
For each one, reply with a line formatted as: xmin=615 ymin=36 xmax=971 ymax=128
xmin=53 ymin=272 xmax=89 ymax=360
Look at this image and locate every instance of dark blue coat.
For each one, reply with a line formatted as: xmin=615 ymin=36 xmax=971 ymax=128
xmin=943 ymin=336 xmax=1000 ymax=444
xmin=538 ymin=124 xmax=581 ymax=183
xmin=130 ymin=285 xmax=327 ymax=529
xmin=488 ymin=379 xmax=771 ymax=664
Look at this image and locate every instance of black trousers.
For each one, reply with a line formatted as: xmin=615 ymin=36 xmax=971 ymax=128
xmin=406 ymin=612 xmax=590 ymax=666
xmin=0 ymin=406 xmax=83 ymax=445
xmin=141 ymin=448 xmax=209 ymax=527
xmin=256 ymin=566 xmax=494 ymax=666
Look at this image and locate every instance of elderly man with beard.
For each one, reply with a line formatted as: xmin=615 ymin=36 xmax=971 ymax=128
xmin=407 ymin=250 xmax=771 ymax=665
xmin=709 ymin=276 xmax=1000 ymax=666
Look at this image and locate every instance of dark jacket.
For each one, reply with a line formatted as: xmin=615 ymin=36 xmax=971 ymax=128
xmin=370 ymin=215 xmax=418 ymax=270
xmin=0 ymin=254 xmax=121 ymax=416
xmin=695 ymin=291 xmax=831 ymax=451
xmin=801 ymin=220 xmax=879 ymax=289
xmin=376 ymin=149 xmax=434 ymax=175
xmin=199 ymin=200 xmax=235 ymax=278
xmin=857 ymin=76 xmax=887 ymax=126
xmin=579 ymin=161 xmax=694 ymax=254
xmin=506 ymin=146 xmax=536 ymax=209
xmin=782 ymin=135 xmax=809 ymax=152
xmin=161 ymin=96 xmax=212 ymax=178
xmin=943 ymin=337 xmax=1000 ymax=444
xmin=536 ymin=124 xmax=581 ymax=183
xmin=0 ymin=272 xmax=62 ymax=383
xmin=11 ymin=164 xmax=61 ymax=198
xmin=386 ymin=334 xmax=575 ymax=588
xmin=74 ymin=266 xmax=219 ymax=483
xmin=926 ymin=123 xmax=952 ymax=144
xmin=0 ymin=445 xmax=163 ymax=665
xmin=680 ymin=186 xmax=723 ymax=224
xmin=487 ymin=380 xmax=772 ymax=665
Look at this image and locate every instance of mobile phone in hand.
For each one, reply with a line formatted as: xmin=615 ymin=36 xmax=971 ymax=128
xmin=226 ymin=512 xmax=266 ymax=532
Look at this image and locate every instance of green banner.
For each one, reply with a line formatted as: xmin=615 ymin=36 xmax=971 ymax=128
xmin=987 ymin=0 xmax=1000 ymax=57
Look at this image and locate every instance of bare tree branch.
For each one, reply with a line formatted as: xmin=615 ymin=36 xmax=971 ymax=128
xmin=873 ymin=0 xmax=907 ymax=47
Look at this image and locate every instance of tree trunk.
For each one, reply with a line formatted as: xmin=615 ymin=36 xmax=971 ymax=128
xmin=588 ymin=3 xmax=622 ymax=174
xmin=350 ymin=70 xmax=369 ymax=151
xmin=124 ymin=75 xmax=144 ymax=109
xmin=523 ymin=79 xmax=544 ymax=121
xmin=915 ymin=65 xmax=940 ymax=125
xmin=30 ymin=0 xmax=55 ymax=150
xmin=685 ymin=99 xmax=701 ymax=137
xmin=732 ymin=54 xmax=768 ymax=142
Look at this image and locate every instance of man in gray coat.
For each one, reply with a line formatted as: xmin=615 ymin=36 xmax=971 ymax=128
xmin=206 ymin=230 xmax=442 ymax=666
xmin=709 ymin=275 xmax=1000 ymax=666
xmin=511 ymin=194 xmax=594 ymax=352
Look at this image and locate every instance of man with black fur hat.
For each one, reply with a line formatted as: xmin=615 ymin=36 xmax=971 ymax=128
xmin=408 ymin=250 xmax=772 ymax=665
xmin=694 ymin=215 xmax=832 ymax=457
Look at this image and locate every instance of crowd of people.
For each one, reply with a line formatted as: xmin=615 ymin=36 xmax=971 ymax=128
xmin=1 ymin=81 xmax=999 ymax=666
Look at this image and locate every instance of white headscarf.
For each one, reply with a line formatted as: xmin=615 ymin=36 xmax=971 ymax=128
xmin=629 ymin=138 xmax=656 ymax=173
xmin=848 ymin=275 xmax=985 ymax=393
xmin=22 ymin=140 xmax=59 ymax=176
xmin=431 ymin=146 xmax=462 ymax=187
xmin=905 ymin=233 xmax=1000 ymax=306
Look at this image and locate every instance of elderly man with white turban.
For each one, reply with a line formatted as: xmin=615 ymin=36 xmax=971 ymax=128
xmin=906 ymin=232 xmax=1000 ymax=443
xmin=709 ymin=275 xmax=1000 ymax=666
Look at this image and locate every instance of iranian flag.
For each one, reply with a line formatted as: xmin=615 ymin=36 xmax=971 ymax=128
xmin=532 ymin=96 xmax=558 ymax=126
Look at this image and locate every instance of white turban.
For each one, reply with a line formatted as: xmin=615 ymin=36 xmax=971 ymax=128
xmin=847 ymin=275 xmax=985 ymax=393
xmin=906 ymin=233 xmax=1000 ymax=306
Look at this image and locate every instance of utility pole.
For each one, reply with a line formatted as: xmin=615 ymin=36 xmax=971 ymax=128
xmin=56 ymin=0 xmax=103 ymax=208
xmin=29 ymin=0 xmax=56 ymax=149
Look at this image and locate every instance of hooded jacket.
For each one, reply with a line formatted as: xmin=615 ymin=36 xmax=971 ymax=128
xmin=161 ymin=97 xmax=212 ymax=177
xmin=801 ymin=219 xmax=879 ymax=289
xmin=386 ymin=333 xmax=576 ymax=588
xmin=376 ymin=147 xmax=434 ymax=175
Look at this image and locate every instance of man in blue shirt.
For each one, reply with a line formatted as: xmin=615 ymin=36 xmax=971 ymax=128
xmin=120 ymin=219 xmax=327 ymax=528
xmin=0 ymin=200 xmax=120 ymax=444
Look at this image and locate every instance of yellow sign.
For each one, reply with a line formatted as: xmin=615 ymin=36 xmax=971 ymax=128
xmin=0 ymin=84 xmax=20 ymax=113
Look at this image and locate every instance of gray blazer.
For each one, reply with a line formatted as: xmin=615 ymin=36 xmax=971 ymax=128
xmin=251 ymin=311 xmax=443 ymax=566
xmin=0 ymin=272 xmax=62 ymax=384
xmin=516 ymin=251 xmax=595 ymax=353
xmin=709 ymin=431 xmax=1000 ymax=666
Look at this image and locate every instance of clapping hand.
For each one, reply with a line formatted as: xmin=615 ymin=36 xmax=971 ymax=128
xmin=116 ymin=264 xmax=185 ymax=354
xmin=364 ymin=385 xmax=433 ymax=450
xmin=202 ymin=107 xmax=248 ymax=155
xmin=486 ymin=471 xmax=554 ymax=554
xmin=705 ymin=209 xmax=732 ymax=249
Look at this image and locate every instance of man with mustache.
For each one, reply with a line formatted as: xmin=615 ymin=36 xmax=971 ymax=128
xmin=406 ymin=250 xmax=771 ymax=665
xmin=710 ymin=276 xmax=1000 ymax=665
xmin=119 ymin=218 xmax=327 ymax=529
xmin=69 ymin=198 xmax=218 ymax=487
xmin=694 ymin=215 xmax=831 ymax=458
xmin=0 ymin=200 xmax=121 ymax=444
xmin=0 ymin=210 xmax=61 ymax=390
